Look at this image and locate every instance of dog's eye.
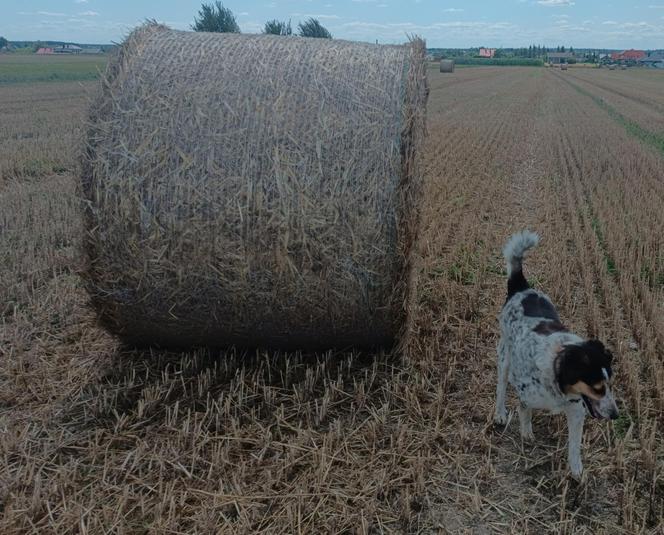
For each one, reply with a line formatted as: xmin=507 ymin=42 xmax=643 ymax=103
xmin=593 ymin=385 xmax=606 ymax=396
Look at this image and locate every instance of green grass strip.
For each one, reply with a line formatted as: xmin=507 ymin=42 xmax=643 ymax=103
xmin=590 ymin=215 xmax=618 ymax=278
xmin=0 ymin=56 xmax=107 ymax=85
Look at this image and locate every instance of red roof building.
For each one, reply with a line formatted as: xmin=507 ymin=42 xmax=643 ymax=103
xmin=36 ymin=47 xmax=54 ymax=55
xmin=479 ymin=47 xmax=496 ymax=58
xmin=611 ymin=49 xmax=646 ymax=61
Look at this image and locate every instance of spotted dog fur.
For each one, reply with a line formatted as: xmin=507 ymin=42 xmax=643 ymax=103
xmin=494 ymin=230 xmax=618 ymax=478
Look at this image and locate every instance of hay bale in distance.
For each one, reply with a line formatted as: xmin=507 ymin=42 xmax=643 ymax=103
xmin=560 ymin=63 xmax=568 ymax=71
xmin=440 ymin=59 xmax=455 ymax=73
xmin=81 ymin=24 xmax=429 ymax=351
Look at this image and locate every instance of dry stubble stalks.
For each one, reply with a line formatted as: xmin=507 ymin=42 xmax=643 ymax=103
xmin=81 ymin=24 xmax=428 ymax=351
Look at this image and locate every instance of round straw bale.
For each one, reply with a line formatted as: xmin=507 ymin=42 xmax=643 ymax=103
xmin=439 ymin=59 xmax=455 ymax=73
xmin=81 ymin=24 xmax=428 ymax=351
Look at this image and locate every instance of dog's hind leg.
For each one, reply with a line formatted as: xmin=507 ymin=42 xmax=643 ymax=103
xmin=565 ymin=403 xmax=585 ymax=479
xmin=518 ymin=403 xmax=534 ymax=441
xmin=493 ymin=338 xmax=509 ymax=425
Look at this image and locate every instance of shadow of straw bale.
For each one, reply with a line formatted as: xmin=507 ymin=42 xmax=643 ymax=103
xmin=60 ymin=343 xmax=392 ymax=435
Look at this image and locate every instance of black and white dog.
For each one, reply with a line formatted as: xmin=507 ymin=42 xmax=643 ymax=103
xmin=494 ymin=230 xmax=618 ymax=478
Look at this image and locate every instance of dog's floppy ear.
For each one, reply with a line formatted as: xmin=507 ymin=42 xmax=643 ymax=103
xmin=603 ymin=346 xmax=613 ymax=365
xmin=583 ymin=339 xmax=605 ymax=353
xmin=556 ymin=344 xmax=587 ymax=391
xmin=582 ymin=338 xmax=614 ymax=368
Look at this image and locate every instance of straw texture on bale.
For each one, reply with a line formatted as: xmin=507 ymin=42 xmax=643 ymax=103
xmin=439 ymin=59 xmax=455 ymax=73
xmin=81 ymin=24 xmax=428 ymax=351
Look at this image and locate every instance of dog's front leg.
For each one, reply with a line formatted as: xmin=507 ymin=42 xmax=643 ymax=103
xmin=564 ymin=403 xmax=585 ymax=479
xmin=518 ymin=403 xmax=534 ymax=441
xmin=493 ymin=338 xmax=509 ymax=425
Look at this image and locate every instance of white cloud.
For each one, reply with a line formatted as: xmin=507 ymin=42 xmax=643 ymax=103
xmin=538 ymin=0 xmax=575 ymax=6
xmin=78 ymin=11 xmax=99 ymax=16
xmin=291 ymin=13 xmax=341 ymax=20
xmin=341 ymin=20 xmax=516 ymax=33
xmin=443 ymin=8 xmax=464 ymax=12
xmin=37 ymin=11 xmax=67 ymax=17
xmin=74 ymin=0 xmax=89 ymax=3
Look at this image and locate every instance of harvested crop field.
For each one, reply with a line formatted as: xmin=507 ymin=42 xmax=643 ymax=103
xmin=1 ymin=67 xmax=663 ymax=533
xmin=563 ymin=68 xmax=664 ymax=137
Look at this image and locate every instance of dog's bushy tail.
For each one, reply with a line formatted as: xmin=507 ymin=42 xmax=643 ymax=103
xmin=503 ymin=230 xmax=539 ymax=277
xmin=503 ymin=230 xmax=539 ymax=300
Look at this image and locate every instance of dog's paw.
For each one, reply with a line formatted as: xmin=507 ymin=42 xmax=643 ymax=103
xmin=569 ymin=461 xmax=583 ymax=481
xmin=493 ymin=410 xmax=508 ymax=426
xmin=520 ymin=428 xmax=535 ymax=442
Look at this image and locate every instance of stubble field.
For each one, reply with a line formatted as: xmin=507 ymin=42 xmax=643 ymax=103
xmin=1 ymin=66 xmax=663 ymax=533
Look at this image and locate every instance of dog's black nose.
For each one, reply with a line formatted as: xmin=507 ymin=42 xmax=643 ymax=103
xmin=610 ymin=409 xmax=619 ymax=420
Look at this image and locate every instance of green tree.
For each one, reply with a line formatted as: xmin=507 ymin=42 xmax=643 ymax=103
xmin=0 ymin=36 xmax=8 ymax=50
xmin=297 ymin=18 xmax=332 ymax=39
xmin=263 ymin=19 xmax=292 ymax=36
xmin=192 ymin=2 xmax=240 ymax=33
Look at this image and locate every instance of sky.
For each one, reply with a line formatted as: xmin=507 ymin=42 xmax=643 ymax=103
xmin=2 ymin=1 xmax=663 ymax=49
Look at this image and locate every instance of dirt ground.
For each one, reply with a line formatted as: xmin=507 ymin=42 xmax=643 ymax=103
xmin=1 ymin=67 xmax=663 ymax=533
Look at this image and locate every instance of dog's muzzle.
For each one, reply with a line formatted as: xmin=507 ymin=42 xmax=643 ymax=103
xmin=581 ymin=393 xmax=619 ymax=420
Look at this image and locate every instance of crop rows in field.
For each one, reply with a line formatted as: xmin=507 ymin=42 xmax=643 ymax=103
xmin=416 ymin=66 xmax=662 ymax=532
xmin=547 ymin=70 xmax=664 ymax=410
xmin=0 ymin=82 xmax=92 ymax=181
xmin=564 ymin=68 xmax=664 ymax=140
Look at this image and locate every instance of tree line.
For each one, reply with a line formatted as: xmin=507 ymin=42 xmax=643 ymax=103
xmin=192 ymin=2 xmax=332 ymax=38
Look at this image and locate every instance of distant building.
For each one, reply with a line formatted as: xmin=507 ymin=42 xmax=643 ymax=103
xmin=479 ymin=47 xmax=496 ymax=58
xmin=81 ymin=47 xmax=103 ymax=54
xmin=53 ymin=44 xmax=82 ymax=54
xmin=610 ymin=49 xmax=646 ymax=62
xmin=36 ymin=47 xmax=54 ymax=55
xmin=547 ymin=52 xmax=575 ymax=64
xmin=640 ymin=52 xmax=664 ymax=69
